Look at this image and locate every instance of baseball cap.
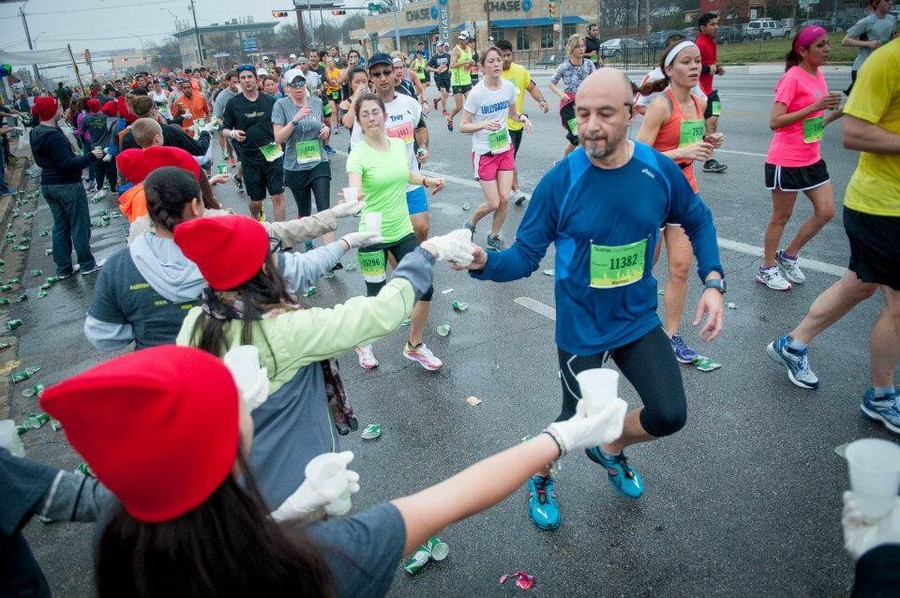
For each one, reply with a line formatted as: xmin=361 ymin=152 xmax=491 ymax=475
xmin=283 ymin=68 xmax=307 ymax=87
xmin=458 ymin=31 xmax=470 ymax=40
xmin=367 ymin=52 xmax=393 ymax=68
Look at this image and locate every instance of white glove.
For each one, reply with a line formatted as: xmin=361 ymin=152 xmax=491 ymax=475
xmin=424 ymin=229 xmax=478 ymax=266
xmin=200 ymin=119 xmax=219 ymax=134
xmin=102 ymin=153 xmax=112 ymax=163
xmin=330 ymin=199 xmax=364 ymax=218
xmin=545 ymin=397 xmax=627 ymax=454
xmin=240 ymin=367 xmax=270 ymax=412
xmin=842 ymin=491 xmax=900 ymax=560
xmin=340 ymin=231 xmax=382 ymax=249
xmin=270 ymin=451 xmax=360 ymax=522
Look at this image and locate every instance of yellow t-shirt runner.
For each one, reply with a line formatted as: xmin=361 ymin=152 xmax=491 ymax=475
xmin=842 ymin=38 xmax=900 ymax=217
xmin=451 ymin=45 xmax=473 ymax=87
xmin=502 ymin=62 xmax=532 ymax=132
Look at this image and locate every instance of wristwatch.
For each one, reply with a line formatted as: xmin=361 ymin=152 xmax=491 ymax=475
xmin=704 ymin=278 xmax=727 ymax=295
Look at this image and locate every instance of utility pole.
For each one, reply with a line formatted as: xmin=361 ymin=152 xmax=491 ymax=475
xmin=189 ymin=0 xmax=204 ymax=65
xmin=293 ymin=0 xmax=308 ymax=50
xmin=19 ymin=4 xmax=41 ymax=87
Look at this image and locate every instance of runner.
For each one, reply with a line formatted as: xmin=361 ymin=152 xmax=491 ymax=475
xmin=584 ymin=23 xmax=604 ymax=68
xmin=461 ymin=46 xmax=532 ymax=251
xmin=548 ymin=34 xmax=596 ymax=158
xmin=323 ymin=56 xmax=342 ymax=131
xmin=757 ymin=26 xmax=841 ymax=291
xmin=347 ymin=92 xmax=445 ymax=371
xmin=272 ymin=69 xmax=339 ymax=260
xmin=222 ymin=65 xmax=286 ymax=222
xmin=447 ymin=31 xmax=475 ymax=131
xmin=841 ymin=0 xmax=897 ymax=95
xmin=338 ymin=66 xmax=370 ymax=139
xmin=695 ymin=13 xmax=728 ymax=173
xmin=172 ymin=79 xmax=210 ymax=134
xmin=457 ymin=69 xmax=725 ymax=530
xmin=636 ymin=39 xmax=724 ymax=365
xmin=411 ymin=49 xmax=430 ymax=97
xmin=633 ymin=34 xmax=705 ymax=116
xmin=350 ymin=53 xmax=431 ymax=243
xmin=767 ymin=38 xmax=900 ymax=434
xmin=148 ymin=79 xmax=171 ymax=122
xmin=497 ymin=39 xmax=550 ymax=206
xmin=212 ymin=70 xmax=240 ymax=173
xmin=427 ymin=42 xmax=452 ymax=115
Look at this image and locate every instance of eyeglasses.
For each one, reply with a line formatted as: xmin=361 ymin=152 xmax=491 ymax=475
xmin=370 ymin=69 xmax=393 ymax=78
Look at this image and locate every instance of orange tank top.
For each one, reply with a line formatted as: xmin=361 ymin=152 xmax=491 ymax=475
xmin=652 ymin=88 xmax=704 ymax=193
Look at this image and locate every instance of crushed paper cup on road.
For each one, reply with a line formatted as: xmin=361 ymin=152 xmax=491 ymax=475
xmin=441 ymin=288 xmax=454 ymax=294
xmin=21 ymin=384 xmax=43 ymax=397
xmin=425 ymin=537 xmax=448 ymax=560
xmin=452 ymin=301 xmax=468 ymax=312
xmin=403 ymin=546 xmax=431 ymax=574
xmin=437 ymin=322 xmax=450 ymax=336
xmin=466 ymin=396 xmax=482 ymax=406
xmin=726 ymin=302 xmax=737 ymax=309
xmin=499 ymin=570 xmax=536 ymax=590
xmin=360 ymin=424 xmax=382 ymax=439
xmin=542 ymin=269 xmax=554 ymax=277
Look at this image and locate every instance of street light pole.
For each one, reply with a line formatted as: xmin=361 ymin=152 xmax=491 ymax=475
xmin=18 ymin=2 xmax=41 ymax=86
xmin=189 ymin=0 xmax=204 ymax=65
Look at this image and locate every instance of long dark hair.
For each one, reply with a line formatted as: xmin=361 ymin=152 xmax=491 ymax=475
xmin=784 ymin=30 xmax=816 ymax=72
xmin=96 ymin=450 xmax=336 ymax=598
xmin=640 ymin=36 xmax=688 ymax=96
xmin=144 ymin=167 xmax=221 ymax=233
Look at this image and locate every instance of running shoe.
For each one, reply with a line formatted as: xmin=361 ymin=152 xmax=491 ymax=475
xmin=80 ymin=259 xmax=106 ymax=277
xmin=446 ymin=117 xmax=453 ymax=132
xmin=355 ymin=345 xmax=378 ymax=369
xmin=234 ymin=175 xmax=244 ymax=193
xmin=433 ymin=98 xmax=439 ymax=110
xmin=57 ymin=265 xmax=81 ymax=280
xmin=510 ymin=189 xmax=527 ymax=206
xmin=860 ymin=389 xmax=900 ymax=434
xmin=463 ymin=220 xmax=476 ymax=240
xmin=323 ymin=145 xmax=336 ymax=155
xmin=670 ymin=334 xmax=699 ymax=364
xmin=585 ymin=446 xmax=644 ymax=499
xmin=766 ymin=335 xmax=819 ymax=389
xmin=526 ymin=475 xmax=561 ymax=530
xmin=756 ymin=266 xmax=792 ymax=291
xmin=331 ymin=262 xmax=344 ymax=271
xmin=775 ymin=250 xmax=806 ymax=284
xmin=403 ymin=342 xmax=443 ymax=370
xmin=229 ymin=156 xmax=237 ymax=168
xmin=486 ymin=234 xmax=507 ymax=251
xmin=702 ymin=159 xmax=728 ymax=173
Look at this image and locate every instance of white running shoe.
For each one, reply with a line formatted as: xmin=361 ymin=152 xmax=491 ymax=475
xmin=756 ymin=266 xmax=792 ymax=291
xmin=403 ymin=342 xmax=443 ymax=370
xmin=355 ymin=345 xmax=378 ymax=369
xmin=775 ymin=250 xmax=805 ymax=284
xmin=510 ymin=189 xmax=527 ymax=206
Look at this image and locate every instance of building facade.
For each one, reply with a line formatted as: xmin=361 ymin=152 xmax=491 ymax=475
xmin=173 ymin=19 xmax=278 ymax=68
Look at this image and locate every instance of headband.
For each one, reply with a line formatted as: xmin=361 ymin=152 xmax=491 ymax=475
xmin=664 ymin=41 xmax=699 ymax=68
xmin=795 ymin=25 xmax=828 ymax=50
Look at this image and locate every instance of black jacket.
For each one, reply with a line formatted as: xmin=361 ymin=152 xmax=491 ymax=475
xmin=120 ymin=125 xmax=210 ymax=156
xmin=853 ymin=544 xmax=900 ymax=597
xmin=29 ymin=124 xmax=95 ymax=186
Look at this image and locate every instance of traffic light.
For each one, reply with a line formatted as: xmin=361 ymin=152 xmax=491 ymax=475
xmin=272 ymin=10 xmax=289 ymax=18
xmin=332 ymin=9 xmax=346 ymax=15
xmin=548 ymin=1 xmax=557 ymax=18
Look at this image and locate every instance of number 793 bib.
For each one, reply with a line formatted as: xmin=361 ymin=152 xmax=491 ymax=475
xmin=589 ymin=238 xmax=648 ymax=288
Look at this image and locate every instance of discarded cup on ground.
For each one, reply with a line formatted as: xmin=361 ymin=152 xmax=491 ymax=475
xmin=305 ymin=452 xmax=353 ymax=516
xmin=452 ymin=301 xmax=468 ymax=312
xmin=403 ymin=545 xmax=432 ymax=574
xmin=360 ymin=424 xmax=382 ymax=439
xmin=437 ymin=322 xmax=450 ymax=336
xmin=342 ymin=187 xmax=359 ymax=203
xmin=424 ymin=536 xmax=448 ymax=560
xmin=364 ymin=212 xmax=382 ymax=237
xmin=845 ymin=438 xmax=900 ymax=522
xmin=21 ymin=384 xmax=44 ymax=397
xmin=23 ymin=412 xmax=49 ymax=429
xmin=0 ymin=298 xmax=9 ymax=305
xmin=7 ymin=319 xmax=23 ymax=331
xmin=576 ymin=368 xmax=620 ymax=417
xmin=0 ymin=419 xmax=26 ymax=457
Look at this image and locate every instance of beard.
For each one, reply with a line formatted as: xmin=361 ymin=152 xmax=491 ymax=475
xmin=583 ymin=130 xmax=625 ymax=160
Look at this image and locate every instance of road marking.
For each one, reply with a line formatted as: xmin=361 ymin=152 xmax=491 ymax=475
xmin=715 ymin=149 xmax=767 ymax=158
xmin=514 ymin=296 xmax=556 ymax=321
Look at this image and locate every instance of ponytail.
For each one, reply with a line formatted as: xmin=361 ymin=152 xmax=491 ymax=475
xmin=784 ymin=48 xmax=801 ymax=72
xmin=144 ymin=167 xmax=202 ymax=233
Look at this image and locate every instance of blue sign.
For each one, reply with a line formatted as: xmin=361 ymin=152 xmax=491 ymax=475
xmin=242 ymin=37 xmax=259 ymax=53
xmin=522 ymin=0 xmax=532 ymax=11
xmin=430 ymin=5 xmax=438 ymax=18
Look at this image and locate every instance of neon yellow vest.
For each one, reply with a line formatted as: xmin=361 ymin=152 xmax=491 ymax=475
xmin=451 ymin=45 xmax=472 ymax=86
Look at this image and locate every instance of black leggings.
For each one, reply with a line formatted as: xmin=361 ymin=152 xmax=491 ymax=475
xmin=557 ymin=326 xmax=687 ymax=438
xmin=360 ymin=233 xmax=433 ymax=301
xmin=284 ymin=162 xmax=331 ymax=218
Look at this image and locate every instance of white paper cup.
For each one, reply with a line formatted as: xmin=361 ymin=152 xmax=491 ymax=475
xmin=364 ymin=212 xmax=382 ymax=237
xmin=305 ymin=453 xmax=352 ymax=516
xmin=576 ymin=368 xmax=620 ymax=417
xmin=845 ymin=438 xmax=900 ymax=521
xmin=0 ymin=419 xmax=25 ymax=457
xmin=342 ymin=187 xmax=359 ymax=203
xmin=224 ymin=345 xmax=261 ymax=396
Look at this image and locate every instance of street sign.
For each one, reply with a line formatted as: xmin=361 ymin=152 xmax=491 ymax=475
xmin=213 ymin=52 xmax=231 ymax=58
xmin=242 ymin=37 xmax=259 ymax=53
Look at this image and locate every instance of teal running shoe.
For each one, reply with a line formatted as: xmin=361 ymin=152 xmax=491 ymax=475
xmin=861 ymin=388 xmax=900 ymax=434
xmin=526 ymin=475 xmax=560 ymax=530
xmin=585 ymin=447 xmax=644 ymax=499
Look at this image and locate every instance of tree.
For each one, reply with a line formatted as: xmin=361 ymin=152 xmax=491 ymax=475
xmin=147 ymin=37 xmax=181 ymax=71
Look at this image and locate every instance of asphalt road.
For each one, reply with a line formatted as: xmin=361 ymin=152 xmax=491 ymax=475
xmin=10 ymin=67 xmax=897 ymax=597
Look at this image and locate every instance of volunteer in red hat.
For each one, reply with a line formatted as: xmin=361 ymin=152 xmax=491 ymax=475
xmin=40 ymin=341 xmax=626 ymax=597
xmin=174 ymin=215 xmax=477 ymax=508
xmin=84 ymin=167 xmax=368 ymax=352
xmin=29 ymin=96 xmax=105 ymax=278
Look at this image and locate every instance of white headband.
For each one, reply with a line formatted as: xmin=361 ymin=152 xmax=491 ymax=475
xmin=663 ymin=41 xmax=699 ymax=68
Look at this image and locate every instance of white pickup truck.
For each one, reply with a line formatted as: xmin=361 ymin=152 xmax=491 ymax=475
xmin=743 ymin=19 xmax=792 ymax=40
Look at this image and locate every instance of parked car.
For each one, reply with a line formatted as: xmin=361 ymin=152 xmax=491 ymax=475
xmin=717 ymin=25 xmax=746 ymax=44
xmin=648 ymin=29 xmax=685 ymax=49
xmin=599 ymin=38 xmax=646 ymax=59
xmin=743 ymin=18 xmax=792 ymax=40
xmin=800 ymin=19 xmax=835 ymax=33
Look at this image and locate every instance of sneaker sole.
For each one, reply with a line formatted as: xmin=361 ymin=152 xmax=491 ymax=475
xmin=674 ymin=355 xmax=697 ymax=365
xmin=403 ymin=352 xmax=442 ymax=371
xmin=358 ymin=361 xmax=378 ymax=370
xmin=860 ymin=405 xmax=900 ymax=434
xmin=766 ymin=342 xmax=818 ymax=389
xmin=755 ymin=274 xmax=792 ymax=291
xmin=514 ymin=198 xmax=526 ymax=206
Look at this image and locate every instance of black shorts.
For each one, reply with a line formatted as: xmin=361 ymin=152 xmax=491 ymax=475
xmin=844 ymin=206 xmax=900 ymax=290
xmin=452 ymin=84 xmax=472 ymax=96
xmin=242 ymin=159 xmax=284 ymax=201
xmin=559 ymin=100 xmax=578 ymax=146
xmin=435 ymin=76 xmax=451 ymax=92
xmin=510 ymin=128 xmax=523 ymax=157
xmin=845 ymin=70 xmax=858 ymax=96
xmin=765 ymin=160 xmax=830 ymax=192
xmin=703 ymin=89 xmax=721 ymax=120
xmin=284 ymin=161 xmax=331 ymax=217
xmin=359 ymin=233 xmax=434 ymax=301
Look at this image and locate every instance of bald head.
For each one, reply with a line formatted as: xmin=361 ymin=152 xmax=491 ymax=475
xmin=575 ymin=68 xmax=634 ymax=105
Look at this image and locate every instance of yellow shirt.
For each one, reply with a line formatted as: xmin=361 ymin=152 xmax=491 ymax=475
xmin=842 ymin=38 xmax=900 ymax=216
xmin=502 ymin=63 xmax=532 ymax=132
xmin=451 ymin=45 xmax=472 ymax=86
xmin=324 ymin=67 xmax=341 ymax=94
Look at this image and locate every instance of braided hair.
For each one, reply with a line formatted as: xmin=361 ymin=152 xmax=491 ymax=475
xmin=144 ymin=167 xmax=202 ymax=233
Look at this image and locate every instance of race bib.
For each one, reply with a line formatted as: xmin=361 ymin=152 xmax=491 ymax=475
xmin=260 ymin=142 xmax=284 ymax=162
xmin=488 ymin=127 xmax=510 ymax=154
xmin=589 ymin=239 xmax=647 ymax=289
xmin=295 ymin=140 xmax=320 ymax=164
xmin=802 ymin=116 xmax=824 ymax=144
xmin=566 ymin=117 xmax=578 ymax=136
xmin=679 ymin=119 xmax=705 ymax=147
xmin=711 ymin=101 xmax=721 ymax=116
xmin=386 ymin=121 xmax=414 ymax=144
xmin=358 ymin=249 xmax=387 ymax=283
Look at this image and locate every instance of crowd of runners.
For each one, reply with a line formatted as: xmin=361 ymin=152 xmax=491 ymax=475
xmin=2 ymin=6 xmax=899 ymax=596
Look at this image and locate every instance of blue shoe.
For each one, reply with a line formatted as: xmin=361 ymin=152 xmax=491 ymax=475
xmin=323 ymin=145 xmax=336 ymax=155
xmin=585 ymin=447 xmax=644 ymax=499
xmin=670 ymin=334 xmax=698 ymax=364
xmin=861 ymin=389 xmax=900 ymax=434
xmin=767 ymin=335 xmax=819 ymax=389
xmin=526 ymin=475 xmax=560 ymax=530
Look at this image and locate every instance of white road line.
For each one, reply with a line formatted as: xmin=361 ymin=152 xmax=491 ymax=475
xmin=716 ymin=149 xmax=767 ymax=158
xmin=514 ymin=296 xmax=556 ymax=321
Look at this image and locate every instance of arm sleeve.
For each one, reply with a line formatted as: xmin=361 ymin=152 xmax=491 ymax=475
xmin=48 ymin=133 xmax=94 ymax=173
xmin=39 ymin=471 xmax=113 ymax=523
xmin=263 ymin=210 xmax=338 ymax=247
xmin=279 ymin=243 xmax=344 ymax=296
xmin=663 ymin=161 xmax=724 ymax=282
xmin=851 ymin=544 xmax=900 ymax=597
xmin=164 ymin=125 xmax=209 ymax=156
xmin=346 ymin=144 xmax=363 ymax=174
xmin=773 ymin=71 xmax=799 ymax=107
xmin=846 ymin=16 xmax=868 ymax=39
xmin=271 ymin=100 xmax=287 ymax=126
xmin=222 ymin=101 xmax=236 ymax=130
xmin=0 ymin=449 xmax=57 ymax=535
xmin=85 ymin=267 xmax=135 ymax=350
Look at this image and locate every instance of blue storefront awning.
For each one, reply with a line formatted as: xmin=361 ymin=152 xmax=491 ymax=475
xmin=397 ymin=24 xmax=438 ymax=37
xmin=491 ymin=16 xmax=586 ymax=28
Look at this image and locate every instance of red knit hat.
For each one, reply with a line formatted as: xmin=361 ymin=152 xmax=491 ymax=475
xmin=40 ymin=346 xmax=240 ymax=523
xmin=31 ymin=96 xmax=59 ymax=121
xmin=86 ymin=98 xmax=101 ymax=113
xmin=174 ymin=215 xmax=270 ymax=290
xmin=117 ymin=95 xmax=137 ymax=124
xmin=116 ymin=146 xmax=201 ymax=185
xmin=100 ymin=100 xmax=118 ymax=117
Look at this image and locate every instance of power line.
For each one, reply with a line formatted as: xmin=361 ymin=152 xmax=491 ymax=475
xmin=16 ymin=0 xmax=180 ymax=17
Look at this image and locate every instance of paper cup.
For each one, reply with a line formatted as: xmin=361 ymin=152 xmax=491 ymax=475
xmin=364 ymin=212 xmax=382 ymax=237
xmin=845 ymin=438 xmax=900 ymax=521
xmin=576 ymin=368 xmax=620 ymax=417
xmin=342 ymin=187 xmax=359 ymax=203
xmin=0 ymin=419 xmax=25 ymax=457
xmin=223 ymin=345 xmax=261 ymax=396
xmin=305 ymin=453 xmax=352 ymax=516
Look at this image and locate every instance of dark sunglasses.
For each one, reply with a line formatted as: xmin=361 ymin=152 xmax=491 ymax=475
xmin=370 ymin=69 xmax=393 ymax=78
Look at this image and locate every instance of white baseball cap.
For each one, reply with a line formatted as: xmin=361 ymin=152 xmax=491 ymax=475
xmin=458 ymin=31 xmax=470 ymax=40
xmin=262 ymin=55 xmax=270 ymax=61
xmin=289 ymin=53 xmax=297 ymax=59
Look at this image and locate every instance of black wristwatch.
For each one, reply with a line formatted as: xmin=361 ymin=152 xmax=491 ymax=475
xmin=704 ymin=278 xmax=727 ymax=295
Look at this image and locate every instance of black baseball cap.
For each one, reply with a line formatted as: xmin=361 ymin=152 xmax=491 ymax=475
xmin=367 ymin=53 xmax=393 ymax=69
